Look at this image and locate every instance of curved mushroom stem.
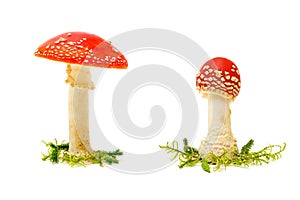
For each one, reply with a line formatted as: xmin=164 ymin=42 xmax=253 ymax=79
xmin=199 ymin=94 xmax=238 ymax=157
xmin=66 ymin=64 xmax=95 ymax=155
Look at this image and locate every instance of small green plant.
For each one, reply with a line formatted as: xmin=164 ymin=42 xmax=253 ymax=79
xmin=42 ymin=139 xmax=123 ymax=167
xmin=160 ymin=138 xmax=286 ymax=173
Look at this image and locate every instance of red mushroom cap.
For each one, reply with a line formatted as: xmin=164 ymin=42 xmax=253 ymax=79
xmin=34 ymin=32 xmax=128 ymax=69
xmin=196 ymin=57 xmax=241 ymax=100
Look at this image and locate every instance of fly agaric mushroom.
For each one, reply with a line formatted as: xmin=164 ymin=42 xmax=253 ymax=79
xmin=35 ymin=32 xmax=128 ymax=155
xmin=196 ymin=57 xmax=241 ymax=157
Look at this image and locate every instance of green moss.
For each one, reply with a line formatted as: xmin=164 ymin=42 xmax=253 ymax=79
xmin=160 ymin=138 xmax=286 ymax=173
xmin=42 ymin=139 xmax=123 ymax=167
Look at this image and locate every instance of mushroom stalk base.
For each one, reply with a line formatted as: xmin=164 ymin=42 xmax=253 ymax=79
xmin=67 ymin=64 xmax=94 ymax=155
xmin=199 ymin=94 xmax=237 ymax=157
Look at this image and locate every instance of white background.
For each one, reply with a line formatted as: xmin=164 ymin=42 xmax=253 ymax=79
xmin=1 ymin=0 xmax=299 ymax=199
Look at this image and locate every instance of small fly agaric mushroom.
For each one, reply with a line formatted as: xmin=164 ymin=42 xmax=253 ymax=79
xmin=35 ymin=32 xmax=128 ymax=155
xmin=196 ymin=57 xmax=241 ymax=157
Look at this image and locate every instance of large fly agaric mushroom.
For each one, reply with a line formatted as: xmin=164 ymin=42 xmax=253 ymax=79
xmin=35 ymin=32 xmax=128 ymax=155
xmin=196 ymin=57 xmax=241 ymax=157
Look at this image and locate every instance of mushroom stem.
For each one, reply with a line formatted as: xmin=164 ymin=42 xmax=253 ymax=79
xmin=67 ymin=64 xmax=95 ymax=155
xmin=199 ymin=94 xmax=237 ymax=157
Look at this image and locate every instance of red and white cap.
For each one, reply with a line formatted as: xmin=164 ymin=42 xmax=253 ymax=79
xmin=196 ymin=57 xmax=241 ymax=101
xmin=34 ymin=32 xmax=128 ymax=69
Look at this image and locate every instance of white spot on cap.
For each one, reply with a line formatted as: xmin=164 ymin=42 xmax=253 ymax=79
xmin=112 ymin=47 xmax=119 ymax=52
xmin=203 ymin=65 xmax=210 ymax=70
xmin=233 ymin=84 xmax=240 ymax=90
xmin=214 ymin=70 xmax=222 ymax=77
xmin=231 ymin=76 xmax=239 ymax=82
xmin=54 ymin=37 xmax=66 ymax=44
xmin=226 ymin=75 xmax=230 ymax=80
xmin=67 ymin=33 xmax=72 ymax=37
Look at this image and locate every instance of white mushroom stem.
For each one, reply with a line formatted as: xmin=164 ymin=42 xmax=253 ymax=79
xmin=199 ymin=93 xmax=237 ymax=157
xmin=66 ymin=64 xmax=95 ymax=155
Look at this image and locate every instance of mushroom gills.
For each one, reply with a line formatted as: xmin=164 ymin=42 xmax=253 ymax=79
xmin=199 ymin=94 xmax=238 ymax=157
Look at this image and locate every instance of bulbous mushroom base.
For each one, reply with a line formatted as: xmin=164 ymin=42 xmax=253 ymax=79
xmin=199 ymin=133 xmax=238 ymax=157
xmin=69 ymin=120 xmax=89 ymax=155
